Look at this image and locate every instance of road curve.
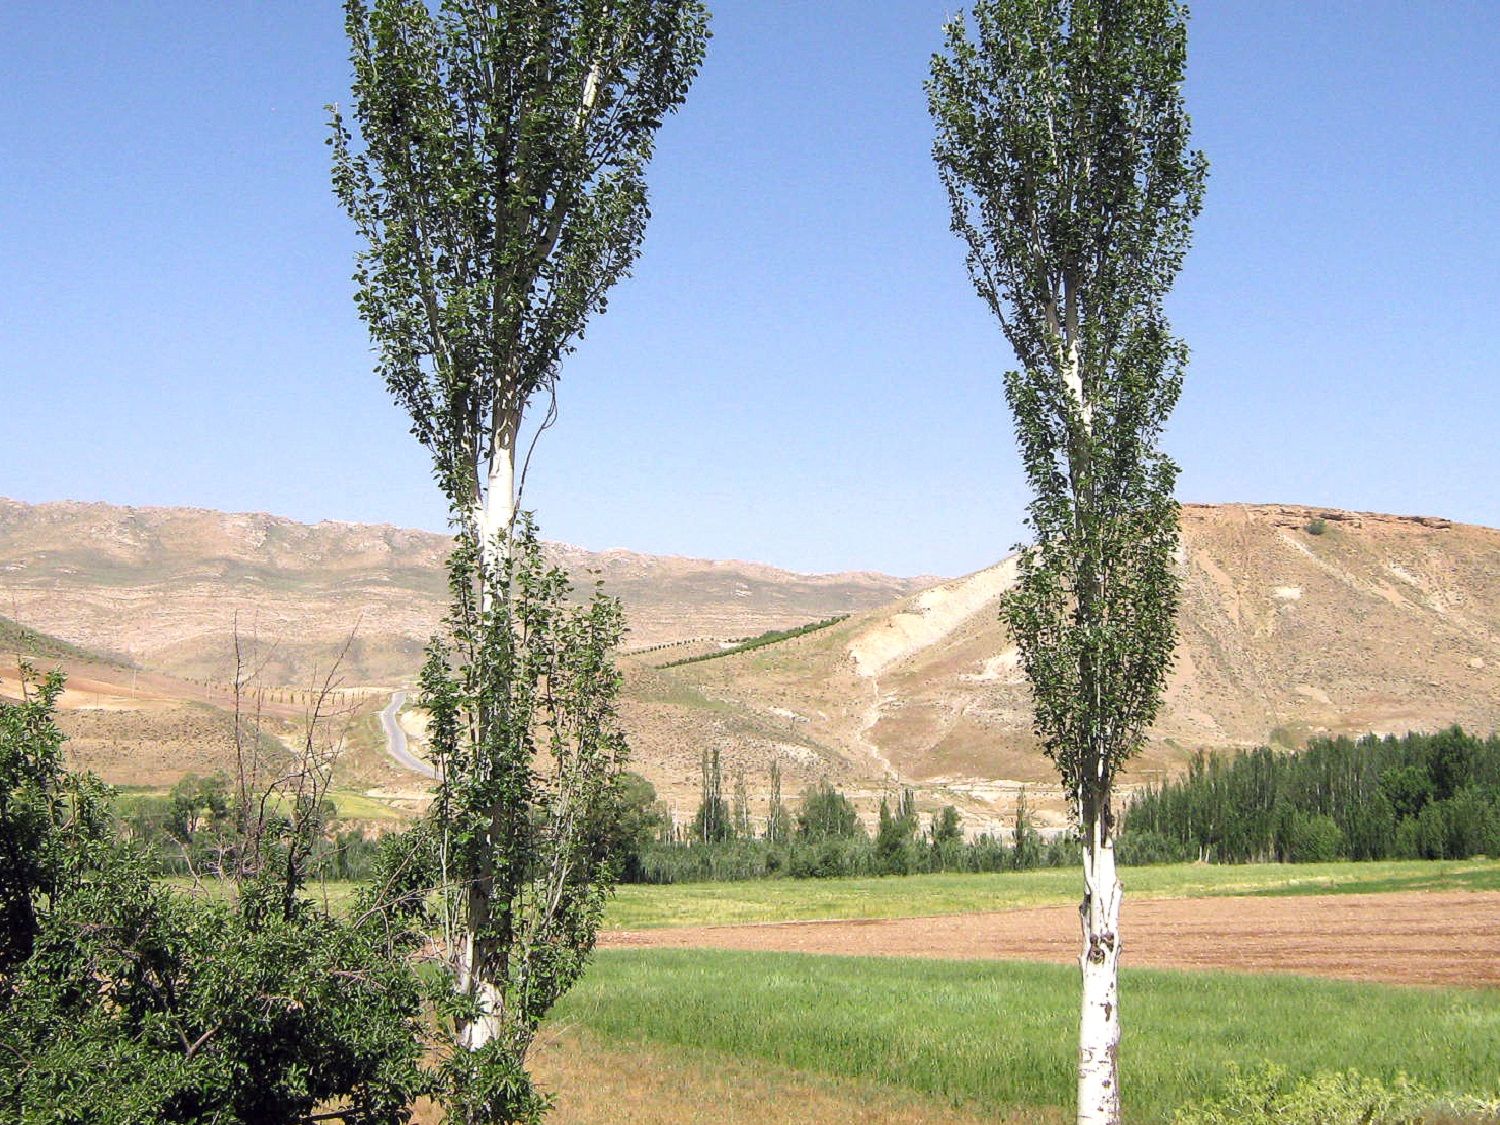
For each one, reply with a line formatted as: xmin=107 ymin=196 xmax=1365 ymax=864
xmin=380 ymin=689 xmax=436 ymax=779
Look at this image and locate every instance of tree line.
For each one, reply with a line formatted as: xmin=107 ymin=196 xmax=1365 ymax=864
xmin=655 ymin=616 xmax=849 ymax=670
xmin=1121 ymin=727 xmax=1500 ymax=863
xmin=613 ymin=749 xmax=1159 ymax=884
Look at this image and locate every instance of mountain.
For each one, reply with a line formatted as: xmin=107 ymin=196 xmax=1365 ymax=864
xmin=3 ymin=498 xmax=1496 ymax=832
xmin=0 ymin=498 xmax=934 ymax=686
xmin=633 ymin=503 xmax=1500 ymax=828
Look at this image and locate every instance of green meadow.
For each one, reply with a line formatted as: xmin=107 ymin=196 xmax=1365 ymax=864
xmin=553 ymin=949 xmax=1500 ymax=1122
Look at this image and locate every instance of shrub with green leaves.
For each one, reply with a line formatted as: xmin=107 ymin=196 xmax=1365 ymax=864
xmin=0 ymin=670 xmax=426 ymax=1124
xmin=1173 ymin=1063 xmax=1500 ymax=1125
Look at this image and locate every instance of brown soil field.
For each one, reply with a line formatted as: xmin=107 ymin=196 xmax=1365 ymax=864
xmin=602 ymin=890 xmax=1500 ymax=988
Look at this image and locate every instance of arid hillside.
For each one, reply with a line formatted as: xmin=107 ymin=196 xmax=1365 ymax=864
xmin=3 ymin=498 xmax=1496 ymax=834
xmin=643 ymin=504 xmax=1500 ymax=829
xmin=0 ymin=499 xmax=933 ymax=685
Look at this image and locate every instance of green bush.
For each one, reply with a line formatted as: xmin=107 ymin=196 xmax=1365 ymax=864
xmin=1286 ymin=813 xmax=1344 ymax=863
xmin=1174 ymin=1063 xmax=1500 ymax=1125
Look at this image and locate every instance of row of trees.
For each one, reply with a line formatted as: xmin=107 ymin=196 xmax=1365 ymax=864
xmin=620 ymin=756 xmax=1086 ymax=883
xmin=1123 ymin=728 xmax=1500 ymax=863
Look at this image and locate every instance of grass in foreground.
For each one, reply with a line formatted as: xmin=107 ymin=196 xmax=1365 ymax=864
xmin=553 ymin=949 xmax=1500 ymax=1123
xmin=603 ymin=858 xmax=1500 ymax=930
xmin=523 ymin=1027 xmax=1052 ymax=1125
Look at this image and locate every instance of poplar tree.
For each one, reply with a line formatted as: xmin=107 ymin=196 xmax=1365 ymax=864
xmin=331 ymin=2 xmax=708 ymax=1120
xmin=928 ymin=3 xmax=1206 ymax=1121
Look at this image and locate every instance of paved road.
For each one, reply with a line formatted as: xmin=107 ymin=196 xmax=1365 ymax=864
xmin=380 ymin=689 xmax=436 ymax=779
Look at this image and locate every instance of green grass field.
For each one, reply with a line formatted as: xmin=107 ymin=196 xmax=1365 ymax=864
xmin=603 ymin=858 xmax=1500 ymax=930
xmin=552 ymin=949 xmax=1500 ymax=1123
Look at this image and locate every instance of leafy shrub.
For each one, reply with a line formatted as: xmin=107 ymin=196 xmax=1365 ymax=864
xmin=1174 ymin=1063 xmax=1500 ymax=1125
xmin=1286 ymin=812 xmax=1344 ymax=863
xmin=1306 ymin=517 xmax=1328 ymax=535
xmin=0 ymin=671 xmax=426 ymax=1123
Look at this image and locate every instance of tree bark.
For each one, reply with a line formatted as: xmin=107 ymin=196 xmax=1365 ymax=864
xmin=458 ymin=405 xmax=520 ymax=1055
xmin=1076 ymin=805 xmax=1123 ymax=1125
xmin=470 ymin=407 xmax=520 ymax=569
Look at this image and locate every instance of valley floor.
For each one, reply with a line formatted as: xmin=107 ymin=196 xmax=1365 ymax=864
xmin=602 ymin=888 xmax=1500 ymax=988
xmin=544 ymin=860 xmax=1500 ymax=1123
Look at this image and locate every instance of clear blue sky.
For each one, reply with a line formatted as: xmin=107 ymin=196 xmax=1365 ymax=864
xmin=2 ymin=2 xmax=1496 ymax=577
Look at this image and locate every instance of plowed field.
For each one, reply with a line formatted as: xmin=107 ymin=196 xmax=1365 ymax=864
xmin=602 ymin=890 xmax=1500 ymax=987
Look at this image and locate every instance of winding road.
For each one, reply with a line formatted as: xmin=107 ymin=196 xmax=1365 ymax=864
xmin=380 ymin=689 xmax=436 ymax=779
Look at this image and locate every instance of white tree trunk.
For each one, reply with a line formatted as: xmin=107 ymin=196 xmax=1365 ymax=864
xmin=458 ymin=418 xmax=518 ymax=1054
xmin=1077 ymin=815 xmax=1123 ymax=1124
xmin=458 ymin=949 xmax=505 ymax=1051
xmin=470 ymin=422 xmax=518 ymax=571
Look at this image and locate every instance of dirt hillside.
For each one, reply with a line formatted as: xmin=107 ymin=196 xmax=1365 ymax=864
xmin=3 ymin=499 xmax=1496 ymax=831
xmin=657 ymin=504 xmax=1500 ymax=827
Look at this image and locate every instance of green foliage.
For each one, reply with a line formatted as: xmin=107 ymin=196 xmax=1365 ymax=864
xmin=928 ymin=0 xmax=1207 ymax=820
xmin=625 ymin=816 xmax=1079 ymax=885
xmin=1123 ymin=728 xmax=1500 ymax=863
xmin=1285 ymin=812 xmax=1343 ymax=863
xmin=1305 ymin=517 xmax=1329 ymax=536
xmin=606 ymin=772 xmax=668 ymax=883
xmin=330 ymin=0 xmax=710 ymax=508
xmin=1011 ymin=787 xmax=1044 ymax=870
xmin=437 ymin=1042 xmax=552 ymax=1125
xmin=874 ymin=789 xmax=921 ymax=874
xmin=419 ymin=518 xmax=628 ymax=1115
xmin=119 ymin=784 xmax=387 ymax=884
xmin=0 ymin=675 xmax=426 ymax=1123
xmin=796 ymin=780 xmax=863 ymax=842
xmin=690 ymin=746 xmax=730 ymax=843
xmin=764 ymin=759 xmax=789 ymax=844
xmin=1173 ymin=1063 xmax=1500 ymax=1125
xmin=168 ymin=772 xmax=230 ymax=841
xmin=1 ymin=666 xmax=76 ymax=972
xmin=657 ymin=615 xmax=849 ymax=669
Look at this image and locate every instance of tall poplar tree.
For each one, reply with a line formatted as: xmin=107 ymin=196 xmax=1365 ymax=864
xmin=927 ymin=3 xmax=1206 ymax=1121
xmin=331 ymin=2 xmax=708 ymax=1120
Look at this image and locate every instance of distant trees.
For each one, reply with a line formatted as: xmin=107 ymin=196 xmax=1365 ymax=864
xmin=608 ymin=771 xmax=669 ymax=882
xmin=692 ymin=746 xmax=730 ymax=843
xmin=765 ymin=759 xmax=790 ymax=844
xmin=797 ymin=780 xmax=862 ymax=841
xmin=1123 ymin=728 xmax=1500 ymax=863
xmin=875 ymin=788 xmax=921 ymax=874
xmin=331 ymin=0 xmax=709 ymax=1118
xmin=929 ymin=1 xmax=1207 ymax=1119
xmin=638 ymin=759 xmax=1081 ymax=883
